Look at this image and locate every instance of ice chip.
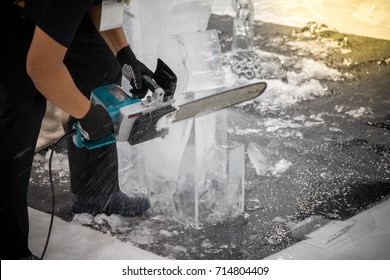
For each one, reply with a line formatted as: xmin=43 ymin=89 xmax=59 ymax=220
xmin=247 ymin=142 xmax=271 ymax=176
xmin=155 ymin=111 xmax=176 ymax=132
xmin=245 ymin=198 xmax=262 ymax=211
xmin=271 ymin=159 xmax=292 ymax=176
xmin=287 ymin=215 xmax=330 ymax=240
xmin=345 ymin=107 xmax=372 ymax=118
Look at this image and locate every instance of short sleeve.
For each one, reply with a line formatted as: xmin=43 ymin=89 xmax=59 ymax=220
xmin=25 ymin=0 xmax=97 ymax=48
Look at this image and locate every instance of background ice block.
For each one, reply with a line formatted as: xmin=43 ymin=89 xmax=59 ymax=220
xmin=232 ymin=0 xmax=255 ymax=52
xmin=180 ymin=30 xmax=225 ymax=92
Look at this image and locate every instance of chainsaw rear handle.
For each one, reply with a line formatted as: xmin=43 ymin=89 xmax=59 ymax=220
xmin=142 ymin=74 xmax=161 ymax=94
xmin=122 ymin=58 xmax=177 ymax=100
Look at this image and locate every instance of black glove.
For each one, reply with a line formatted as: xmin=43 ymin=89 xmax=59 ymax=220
xmin=78 ymin=104 xmax=114 ymax=141
xmin=117 ymin=45 xmax=154 ymax=98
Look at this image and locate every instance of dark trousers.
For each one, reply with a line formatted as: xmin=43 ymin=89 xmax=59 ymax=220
xmin=0 ymin=3 xmax=121 ymax=259
xmin=0 ymin=3 xmax=46 ymax=259
xmin=65 ymin=15 xmax=122 ymax=198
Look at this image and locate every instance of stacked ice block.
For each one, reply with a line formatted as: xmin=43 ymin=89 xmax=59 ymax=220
xmin=119 ymin=0 xmax=245 ymax=227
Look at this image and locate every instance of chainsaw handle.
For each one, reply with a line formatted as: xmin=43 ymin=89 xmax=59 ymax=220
xmin=142 ymin=75 xmax=161 ymax=93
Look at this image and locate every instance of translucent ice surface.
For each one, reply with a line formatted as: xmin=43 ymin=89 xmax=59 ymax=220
xmin=247 ymin=142 xmax=269 ymax=176
xmin=180 ymin=30 xmax=225 ymax=92
xmin=120 ymin=0 xmax=243 ymax=227
xmin=174 ymin=142 xmax=245 ymax=228
xmin=117 ymin=142 xmax=148 ymax=197
xmin=232 ymin=0 xmax=255 ymax=52
xmin=247 ymin=142 xmax=292 ymax=177
xmin=125 ymin=0 xmax=225 ymax=95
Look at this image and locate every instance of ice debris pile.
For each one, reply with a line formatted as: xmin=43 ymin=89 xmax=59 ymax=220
xmin=31 ymin=150 xmax=69 ymax=185
xmin=227 ymin=18 xmax=355 ymax=113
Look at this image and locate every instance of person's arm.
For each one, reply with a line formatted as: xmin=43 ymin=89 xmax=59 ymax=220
xmin=26 ymin=26 xmax=90 ymax=119
xmin=89 ymin=4 xmax=153 ymax=96
xmin=27 ymin=25 xmax=114 ymax=140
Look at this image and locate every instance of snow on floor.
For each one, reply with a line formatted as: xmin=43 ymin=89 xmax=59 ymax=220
xmin=265 ymin=198 xmax=390 ymax=260
xmin=28 ymin=196 xmax=390 ymax=260
xmin=28 ymin=208 xmax=165 ymax=260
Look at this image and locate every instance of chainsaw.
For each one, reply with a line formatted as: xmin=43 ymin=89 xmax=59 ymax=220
xmin=73 ymin=59 xmax=267 ymax=149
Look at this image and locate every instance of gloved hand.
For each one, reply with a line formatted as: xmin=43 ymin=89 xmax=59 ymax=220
xmin=77 ymin=104 xmax=114 ymax=141
xmin=117 ymin=45 xmax=154 ymax=98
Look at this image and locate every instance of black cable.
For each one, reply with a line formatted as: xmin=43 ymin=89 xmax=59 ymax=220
xmin=39 ymin=129 xmax=76 ymax=260
xmin=40 ymin=147 xmax=55 ymax=260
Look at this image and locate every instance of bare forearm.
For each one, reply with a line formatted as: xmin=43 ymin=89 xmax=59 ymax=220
xmin=27 ymin=62 xmax=90 ymax=119
xmin=27 ymin=26 xmax=90 ymax=119
xmin=100 ymin=27 xmax=129 ymax=54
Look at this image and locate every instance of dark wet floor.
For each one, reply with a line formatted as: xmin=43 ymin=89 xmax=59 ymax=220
xmin=28 ymin=15 xmax=390 ymax=259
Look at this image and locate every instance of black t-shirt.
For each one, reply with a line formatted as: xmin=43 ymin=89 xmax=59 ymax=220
xmin=24 ymin=0 xmax=101 ymax=48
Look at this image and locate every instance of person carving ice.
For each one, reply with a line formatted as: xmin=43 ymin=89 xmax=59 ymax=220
xmin=0 ymin=0 xmax=152 ymax=259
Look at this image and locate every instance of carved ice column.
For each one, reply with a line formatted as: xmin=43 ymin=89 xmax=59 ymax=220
xmin=119 ymin=0 xmax=245 ymax=227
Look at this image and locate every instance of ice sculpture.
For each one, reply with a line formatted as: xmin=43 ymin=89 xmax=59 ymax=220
xmin=120 ymin=0 xmax=246 ymax=227
xmin=230 ymin=0 xmax=259 ymax=80
xmin=232 ymin=0 xmax=255 ymax=52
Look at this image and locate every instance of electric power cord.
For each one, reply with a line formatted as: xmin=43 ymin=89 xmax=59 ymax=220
xmin=39 ymin=129 xmax=76 ymax=260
